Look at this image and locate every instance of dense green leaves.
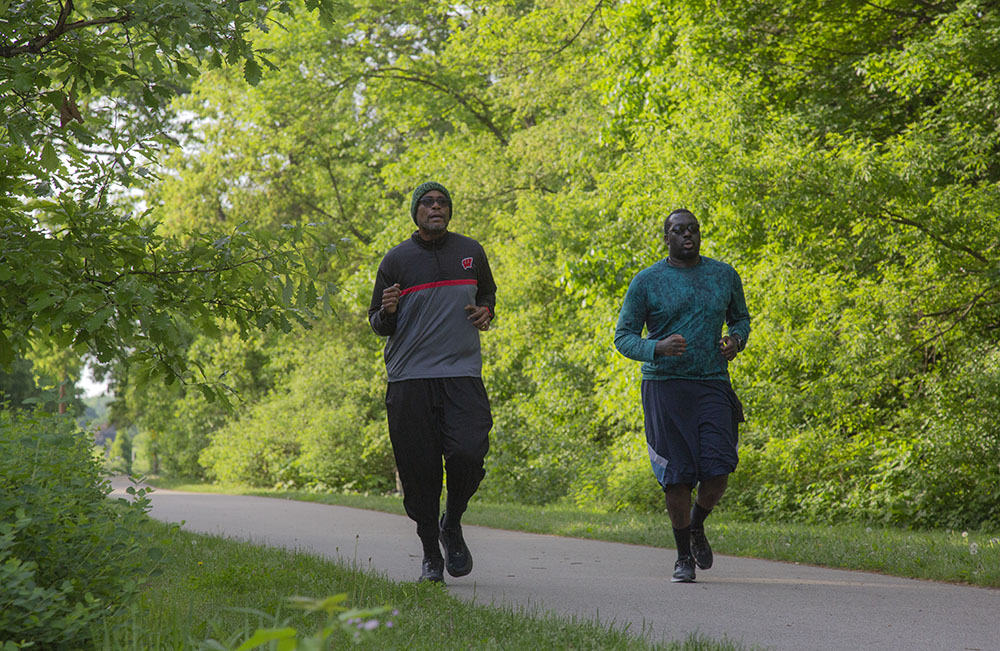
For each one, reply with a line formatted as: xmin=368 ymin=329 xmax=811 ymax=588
xmin=595 ymin=0 xmax=1000 ymax=527
xmin=0 ymin=410 xmax=164 ymax=646
xmin=1 ymin=0 xmax=337 ymax=394
xmin=17 ymin=0 xmax=994 ymax=529
xmin=1 ymin=209 xmax=329 ymax=396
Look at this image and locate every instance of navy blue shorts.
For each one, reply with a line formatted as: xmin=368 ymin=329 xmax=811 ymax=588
xmin=641 ymin=379 xmax=743 ymax=487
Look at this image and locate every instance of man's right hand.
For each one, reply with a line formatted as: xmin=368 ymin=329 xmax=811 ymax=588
xmin=382 ymin=283 xmax=401 ymax=314
xmin=654 ymin=334 xmax=686 ymax=357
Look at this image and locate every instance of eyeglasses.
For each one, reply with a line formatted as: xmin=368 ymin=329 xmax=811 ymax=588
xmin=418 ymin=196 xmax=451 ymax=207
xmin=668 ymin=223 xmax=699 ymax=235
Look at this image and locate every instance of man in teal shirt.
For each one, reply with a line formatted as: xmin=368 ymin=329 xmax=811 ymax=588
xmin=614 ymin=209 xmax=750 ymax=583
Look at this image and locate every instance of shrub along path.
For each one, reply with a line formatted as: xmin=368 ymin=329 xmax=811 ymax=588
xmin=113 ymin=478 xmax=999 ymax=651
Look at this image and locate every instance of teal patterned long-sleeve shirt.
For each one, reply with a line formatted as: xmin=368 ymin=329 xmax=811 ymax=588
xmin=614 ymin=256 xmax=751 ymax=382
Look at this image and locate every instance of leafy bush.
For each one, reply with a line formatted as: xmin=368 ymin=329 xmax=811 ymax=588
xmin=725 ymin=353 xmax=1000 ymax=531
xmin=901 ymin=351 xmax=1000 ymax=530
xmin=0 ymin=410 xmax=163 ymax=648
xmin=107 ymin=430 xmax=134 ymax=475
xmin=199 ymin=406 xmax=305 ymax=487
xmin=199 ymin=337 xmax=394 ymax=492
xmin=571 ymin=435 xmax=663 ymax=514
xmin=605 ymin=443 xmax=664 ymax=514
xmin=119 ymin=328 xmax=284 ymax=480
xmin=726 ymin=424 xmax=918 ymax=525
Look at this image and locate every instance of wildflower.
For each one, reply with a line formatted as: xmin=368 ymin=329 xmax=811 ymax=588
xmin=386 ymin=621 xmax=394 ymax=628
xmin=197 ymin=561 xmax=203 ymax=566
xmin=364 ymin=619 xmax=379 ymax=631
xmin=962 ymin=531 xmax=969 ymax=538
xmin=970 ymin=543 xmax=979 ymax=555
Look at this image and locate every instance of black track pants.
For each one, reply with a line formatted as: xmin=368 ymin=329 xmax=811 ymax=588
xmin=385 ymin=377 xmax=492 ymax=542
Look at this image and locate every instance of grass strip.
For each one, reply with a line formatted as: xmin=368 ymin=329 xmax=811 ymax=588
xmin=97 ymin=521 xmax=756 ymax=650
xmin=150 ymin=479 xmax=1000 ymax=588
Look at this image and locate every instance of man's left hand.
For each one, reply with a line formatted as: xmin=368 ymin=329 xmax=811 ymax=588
xmin=465 ymin=305 xmax=492 ymax=331
xmin=719 ymin=335 xmax=740 ymax=361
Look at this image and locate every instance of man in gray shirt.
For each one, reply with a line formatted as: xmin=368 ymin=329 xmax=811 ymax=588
xmin=368 ymin=181 xmax=497 ymax=583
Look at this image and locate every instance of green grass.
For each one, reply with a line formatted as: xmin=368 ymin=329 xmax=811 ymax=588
xmin=151 ymin=479 xmax=1000 ymax=588
xmin=96 ymin=521 xmax=756 ymax=650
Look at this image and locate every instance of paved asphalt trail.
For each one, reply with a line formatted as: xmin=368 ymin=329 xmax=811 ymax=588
xmin=112 ymin=479 xmax=999 ymax=651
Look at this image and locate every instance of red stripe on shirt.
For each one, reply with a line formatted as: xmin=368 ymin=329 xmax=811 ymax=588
xmin=399 ymin=279 xmax=478 ymax=297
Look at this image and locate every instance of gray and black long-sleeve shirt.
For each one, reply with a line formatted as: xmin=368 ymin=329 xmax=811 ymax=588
xmin=368 ymin=231 xmax=497 ymax=382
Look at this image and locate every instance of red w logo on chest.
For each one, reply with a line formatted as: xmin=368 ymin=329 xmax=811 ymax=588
xmin=461 ymin=257 xmax=473 ymax=270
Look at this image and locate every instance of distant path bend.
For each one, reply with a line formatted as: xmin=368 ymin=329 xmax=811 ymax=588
xmin=111 ymin=478 xmax=1000 ymax=651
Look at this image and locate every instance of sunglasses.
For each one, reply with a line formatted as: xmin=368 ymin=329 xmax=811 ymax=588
xmin=418 ymin=196 xmax=451 ymax=207
xmin=668 ymin=223 xmax=700 ymax=235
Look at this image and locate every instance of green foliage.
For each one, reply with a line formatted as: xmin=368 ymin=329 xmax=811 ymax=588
xmin=2 ymin=209 xmax=330 ymax=399
xmin=1 ymin=0 xmax=337 ymax=397
xmin=0 ymin=410 xmax=165 ymax=648
xmin=0 ymin=359 xmax=42 ymax=411
xmin=727 ymin=349 xmax=1000 ymax=530
xmin=901 ymin=350 xmax=1000 ymax=530
xmin=96 ymin=0 xmax=1000 ymax=532
xmin=108 ymin=429 xmax=133 ymax=475
xmin=199 ymin=321 xmax=394 ymax=491
xmin=0 ymin=356 xmax=82 ymax=415
xmin=215 ymin=594 xmax=394 ymax=650
xmin=118 ymin=326 xmax=288 ymax=479
xmin=573 ymin=435 xmax=664 ymax=515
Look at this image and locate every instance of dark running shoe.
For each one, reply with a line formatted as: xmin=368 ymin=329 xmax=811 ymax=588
xmin=671 ymin=556 xmax=696 ymax=583
xmin=439 ymin=515 xmax=473 ymax=577
xmin=690 ymin=527 xmax=713 ymax=570
xmin=419 ymin=555 xmax=445 ymax=583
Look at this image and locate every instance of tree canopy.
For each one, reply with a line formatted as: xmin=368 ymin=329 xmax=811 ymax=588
xmin=5 ymin=0 xmax=998 ymax=529
xmin=1 ymin=0 xmax=336 ymax=397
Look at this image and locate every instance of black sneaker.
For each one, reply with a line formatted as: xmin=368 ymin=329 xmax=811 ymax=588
xmin=419 ymin=555 xmax=445 ymax=583
xmin=439 ymin=515 xmax=473 ymax=577
xmin=690 ymin=526 xmax=713 ymax=570
xmin=671 ymin=556 xmax=696 ymax=583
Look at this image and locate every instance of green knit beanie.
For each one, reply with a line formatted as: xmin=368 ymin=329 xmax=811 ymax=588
xmin=410 ymin=181 xmax=452 ymax=224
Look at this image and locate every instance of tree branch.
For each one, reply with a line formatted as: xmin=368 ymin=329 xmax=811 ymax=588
xmin=297 ymin=192 xmax=371 ymax=245
xmin=880 ymin=208 xmax=989 ymax=264
xmin=861 ymin=1 xmax=932 ymax=19
xmin=0 ymin=0 xmax=132 ymax=58
xmin=469 ymin=185 xmax=555 ymax=202
xmin=914 ymin=284 xmax=998 ymax=350
xmin=364 ymin=68 xmax=509 ymax=146
xmin=921 ymin=297 xmax=1000 ymax=319
xmin=323 ymin=161 xmax=372 ymax=244
xmin=81 ymin=252 xmax=280 ymax=287
xmin=512 ymin=0 xmax=606 ymax=74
